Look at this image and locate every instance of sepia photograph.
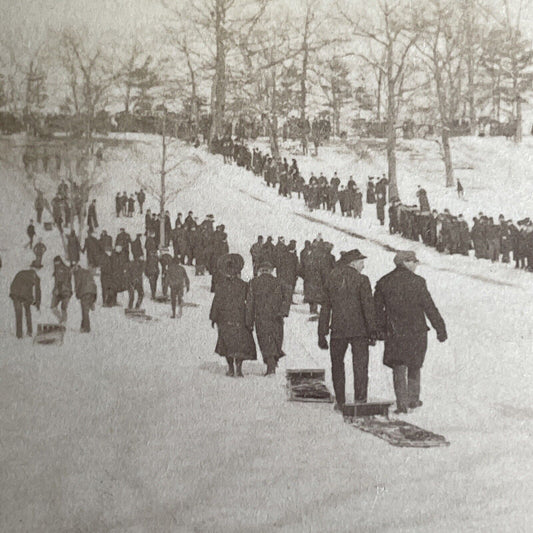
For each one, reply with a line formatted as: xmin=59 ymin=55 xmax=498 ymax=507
xmin=0 ymin=0 xmax=532 ymax=531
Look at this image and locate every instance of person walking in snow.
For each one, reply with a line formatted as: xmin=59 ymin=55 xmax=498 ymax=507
xmin=9 ymin=264 xmax=41 ymax=339
xmin=34 ymin=191 xmax=44 ymax=224
xmin=318 ymin=249 xmax=377 ymax=411
xmin=416 ymin=186 xmax=430 ymax=212
xmin=51 ymin=256 xmax=72 ymax=324
xmin=374 ymin=251 xmax=447 ymax=414
xmin=136 ymin=189 xmax=146 ymax=214
xmin=457 ymin=179 xmax=464 ymax=198
xmin=87 ymin=199 xmax=98 ymax=231
xmin=246 ymin=261 xmax=286 ymax=376
xmin=73 ymin=264 xmax=97 ymax=333
xmin=210 ymin=254 xmax=256 ymax=377
xmin=167 ymin=255 xmax=190 ymax=319
xmin=26 ymin=220 xmax=36 ymax=249
xmin=32 ymin=238 xmax=46 ymax=268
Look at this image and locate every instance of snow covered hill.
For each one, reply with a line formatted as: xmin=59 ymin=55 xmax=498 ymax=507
xmin=1 ymin=134 xmax=532 ymax=532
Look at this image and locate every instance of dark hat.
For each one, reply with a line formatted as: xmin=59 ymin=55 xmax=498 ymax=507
xmin=394 ymin=250 xmax=419 ymax=265
xmin=341 ymin=249 xmax=367 ymax=262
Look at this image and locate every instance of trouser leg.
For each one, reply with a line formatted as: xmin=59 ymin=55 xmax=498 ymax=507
xmin=128 ymin=287 xmax=134 ymax=309
xmin=170 ymin=287 xmax=177 ymax=316
xmin=330 ymin=338 xmax=348 ymax=405
xmin=351 ymin=338 xmax=369 ymax=402
xmin=407 ymin=367 xmax=421 ymax=404
xmin=24 ymin=302 xmax=32 ymax=336
xmin=226 ymin=356 xmax=234 ymax=376
xmin=60 ymin=297 xmax=69 ymax=323
xmin=136 ymin=284 xmax=144 ymax=309
xmin=13 ymin=300 xmax=23 ymax=338
xmin=393 ymin=365 xmax=408 ymax=409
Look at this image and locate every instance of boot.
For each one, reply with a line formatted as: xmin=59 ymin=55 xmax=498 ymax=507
xmin=235 ymin=360 xmax=243 ymax=377
xmin=226 ymin=357 xmax=234 ymax=377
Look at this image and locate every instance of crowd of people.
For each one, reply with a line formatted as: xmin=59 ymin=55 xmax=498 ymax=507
xmin=212 ymin=138 xmax=533 ymax=270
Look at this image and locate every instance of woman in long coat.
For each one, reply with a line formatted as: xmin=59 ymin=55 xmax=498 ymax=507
xmin=210 ymin=254 xmax=256 ymax=377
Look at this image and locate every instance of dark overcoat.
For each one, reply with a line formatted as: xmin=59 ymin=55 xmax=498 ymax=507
xmin=318 ymin=264 xmax=376 ymax=339
xmin=374 ymin=265 xmax=446 ymax=369
xmin=246 ymin=273 xmax=285 ymax=362
xmin=210 ymin=277 xmax=257 ymax=360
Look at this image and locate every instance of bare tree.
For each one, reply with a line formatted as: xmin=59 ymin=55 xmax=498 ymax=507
xmin=135 ymin=112 xmax=205 ymax=248
xmin=57 ymin=29 xmax=118 ymax=144
xmin=417 ymin=0 xmax=466 ymax=187
xmin=338 ymin=0 xmax=422 ymax=201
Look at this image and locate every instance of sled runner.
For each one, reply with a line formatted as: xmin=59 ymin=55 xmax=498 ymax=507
xmin=34 ymin=323 xmax=66 ymax=345
xmin=343 ymin=407 xmax=450 ymax=448
xmin=286 ymin=369 xmax=334 ymax=403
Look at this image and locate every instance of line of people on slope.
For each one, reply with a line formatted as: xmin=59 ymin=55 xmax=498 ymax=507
xmin=213 ymin=138 xmax=533 ymax=271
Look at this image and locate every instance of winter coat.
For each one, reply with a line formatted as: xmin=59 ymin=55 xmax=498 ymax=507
xmin=10 ymin=269 xmax=41 ymax=306
xmin=111 ymin=252 xmax=128 ymax=291
xmin=74 ymin=268 xmax=97 ymax=299
xmin=209 ymin=276 xmax=257 ymax=360
xmin=83 ymin=236 xmax=101 ymax=266
xmin=277 ymin=249 xmax=299 ymax=287
xmin=115 ymin=232 xmax=131 ymax=256
xmin=131 ymin=237 xmax=143 ymax=260
xmin=125 ymin=258 xmax=144 ymax=286
xmin=53 ymin=263 xmax=73 ymax=298
xmin=374 ymin=265 xmax=446 ymax=369
xmin=166 ymin=262 xmax=190 ymax=291
xmin=417 ymin=189 xmax=430 ymax=212
xmin=246 ymin=273 xmax=285 ymax=361
xmin=67 ymin=233 xmax=81 ymax=263
xmin=144 ymin=253 xmax=160 ymax=278
xmin=318 ymin=263 xmax=377 ymax=339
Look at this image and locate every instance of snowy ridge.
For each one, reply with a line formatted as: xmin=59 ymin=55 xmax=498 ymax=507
xmin=1 ymin=135 xmax=532 ymax=532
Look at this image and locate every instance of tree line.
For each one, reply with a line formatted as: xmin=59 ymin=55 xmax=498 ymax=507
xmin=1 ymin=0 xmax=533 ymax=196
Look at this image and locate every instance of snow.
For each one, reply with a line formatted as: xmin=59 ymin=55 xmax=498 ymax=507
xmin=1 ymin=133 xmax=532 ymax=532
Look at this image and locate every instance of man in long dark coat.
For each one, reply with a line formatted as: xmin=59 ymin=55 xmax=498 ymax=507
xmin=374 ymin=251 xmax=447 ymax=413
xmin=246 ymin=261 xmax=286 ymax=376
xmin=9 ymin=265 xmax=41 ymax=338
xmin=167 ymin=255 xmax=190 ymax=318
xmin=318 ymin=249 xmax=377 ymax=410
xmin=277 ymin=240 xmax=299 ymax=311
xmin=144 ymin=250 xmax=160 ymax=299
xmin=250 ymin=235 xmax=264 ymax=276
xmin=51 ymin=256 xmax=72 ymax=324
xmin=67 ymin=230 xmax=81 ymax=265
xmin=87 ymin=199 xmax=98 ymax=231
xmin=126 ymin=256 xmax=144 ymax=310
xmin=210 ymin=254 xmax=257 ymax=377
xmin=83 ymin=231 xmax=101 ymax=268
xmin=73 ymin=265 xmax=97 ymax=333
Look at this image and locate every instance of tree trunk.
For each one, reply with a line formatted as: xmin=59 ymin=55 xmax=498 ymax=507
xmin=299 ymin=12 xmax=310 ymax=152
xmin=160 ymin=114 xmax=167 ymax=248
xmin=210 ymin=0 xmax=226 ymax=146
xmin=441 ymin=126 xmax=454 ymax=187
xmin=377 ymin=69 xmax=382 ymax=122
xmin=515 ymin=93 xmax=522 ymax=143
xmin=269 ymin=67 xmax=280 ymax=159
xmin=385 ymin=47 xmax=398 ymax=201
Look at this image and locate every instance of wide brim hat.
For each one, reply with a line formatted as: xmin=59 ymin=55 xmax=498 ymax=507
xmin=218 ymin=253 xmax=245 ymax=276
xmin=394 ymin=250 xmax=419 ymax=265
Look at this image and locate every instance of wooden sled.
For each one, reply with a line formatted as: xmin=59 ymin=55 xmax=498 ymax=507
xmin=43 ymin=222 xmax=53 ymax=231
xmin=34 ymin=323 xmax=66 ymax=345
xmin=182 ymin=302 xmax=199 ymax=308
xmin=286 ymin=369 xmax=334 ymax=403
xmin=153 ymin=295 xmax=169 ymax=303
xmin=344 ymin=411 xmax=450 ymax=448
xmin=124 ymin=308 xmax=152 ymax=322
